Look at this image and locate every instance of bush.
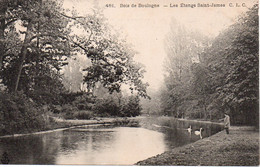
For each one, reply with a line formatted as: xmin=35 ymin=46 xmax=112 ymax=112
xmin=73 ymin=110 xmax=93 ymax=120
xmin=50 ymin=105 xmax=63 ymax=114
xmin=72 ymin=93 xmax=94 ymax=110
xmin=27 ymin=90 xmax=61 ymax=105
xmin=62 ymin=104 xmax=79 ymax=119
xmin=121 ymin=95 xmax=142 ymax=117
xmin=93 ymin=97 xmax=121 ymax=116
xmin=93 ymin=93 xmax=141 ymax=117
xmin=0 ymin=91 xmax=47 ymax=135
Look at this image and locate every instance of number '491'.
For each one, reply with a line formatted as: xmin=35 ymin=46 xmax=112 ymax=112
xmin=105 ymin=4 xmax=115 ymax=8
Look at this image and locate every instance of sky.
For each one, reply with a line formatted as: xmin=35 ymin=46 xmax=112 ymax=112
xmin=63 ymin=0 xmax=256 ymax=90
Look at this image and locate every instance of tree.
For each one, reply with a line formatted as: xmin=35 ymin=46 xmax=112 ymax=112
xmin=62 ymin=57 xmax=90 ymax=92
xmin=1 ymin=0 xmax=70 ymax=93
xmin=204 ymin=5 xmax=258 ymax=125
xmin=93 ymin=90 xmax=142 ymax=117
xmin=0 ymin=0 xmax=24 ymax=70
xmin=140 ymin=88 xmax=162 ymax=116
xmin=0 ymin=0 xmax=149 ymax=99
xmin=190 ymin=63 xmax=212 ymax=119
xmin=162 ymin=19 xmax=208 ymax=118
xmin=123 ymin=95 xmax=142 ymax=117
xmin=75 ymin=15 xmax=149 ymax=98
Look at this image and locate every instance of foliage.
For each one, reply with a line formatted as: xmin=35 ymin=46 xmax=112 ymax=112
xmin=1 ymin=0 xmax=70 ymax=93
xmin=161 ymin=19 xmax=209 ymax=118
xmin=121 ymin=95 xmax=142 ymax=117
xmin=62 ymin=57 xmax=90 ymax=92
xmin=0 ymin=91 xmax=47 ymax=135
xmin=206 ymin=5 xmax=259 ymax=125
xmin=160 ymin=5 xmax=258 ymax=125
xmin=93 ymin=93 xmax=123 ymax=117
xmin=140 ymin=88 xmax=162 ymax=116
xmin=0 ymin=0 xmax=149 ymax=98
xmin=71 ymin=92 xmax=94 ymax=110
xmin=48 ymin=92 xmax=95 ymax=118
xmin=79 ymin=21 xmax=149 ymax=98
xmin=93 ymin=92 xmax=141 ymax=117
xmin=72 ymin=110 xmax=93 ymax=120
xmin=190 ymin=63 xmax=213 ymax=119
xmin=0 ymin=0 xmax=149 ymax=134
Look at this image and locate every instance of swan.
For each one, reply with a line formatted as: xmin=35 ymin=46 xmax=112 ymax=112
xmin=187 ymin=125 xmax=192 ymax=133
xmin=194 ymin=128 xmax=203 ymax=139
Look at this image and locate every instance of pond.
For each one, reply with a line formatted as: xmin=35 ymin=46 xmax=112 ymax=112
xmin=0 ymin=117 xmax=223 ymax=165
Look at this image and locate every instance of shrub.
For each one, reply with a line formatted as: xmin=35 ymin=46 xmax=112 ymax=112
xmin=73 ymin=110 xmax=93 ymax=120
xmin=0 ymin=91 xmax=47 ymax=135
xmin=50 ymin=105 xmax=63 ymax=114
xmin=93 ymin=97 xmax=121 ymax=116
xmin=121 ymin=95 xmax=142 ymax=117
xmin=72 ymin=93 xmax=94 ymax=110
xmin=93 ymin=93 xmax=141 ymax=117
xmin=62 ymin=104 xmax=79 ymax=119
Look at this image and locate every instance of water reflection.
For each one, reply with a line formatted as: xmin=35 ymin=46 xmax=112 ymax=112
xmin=0 ymin=132 xmax=62 ymax=164
xmin=0 ymin=118 xmax=223 ymax=165
xmin=56 ymin=127 xmax=166 ymax=165
xmin=138 ymin=117 xmax=223 ymax=150
xmin=0 ymin=126 xmax=166 ymax=165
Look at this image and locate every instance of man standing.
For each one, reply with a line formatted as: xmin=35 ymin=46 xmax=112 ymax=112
xmin=224 ymin=113 xmax=231 ymax=134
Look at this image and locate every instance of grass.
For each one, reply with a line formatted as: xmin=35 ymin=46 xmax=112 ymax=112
xmin=136 ymin=126 xmax=259 ymax=166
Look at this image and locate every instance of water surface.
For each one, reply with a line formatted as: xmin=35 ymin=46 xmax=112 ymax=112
xmin=0 ymin=117 xmax=223 ymax=165
xmin=0 ymin=126 xmax=166 ymax=165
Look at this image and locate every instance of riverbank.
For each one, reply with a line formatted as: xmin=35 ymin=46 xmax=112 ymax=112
xmin=136 ymin=126 xmax=259 ymax=166
xmin=0 ymin=117 xmax=137 ymax=138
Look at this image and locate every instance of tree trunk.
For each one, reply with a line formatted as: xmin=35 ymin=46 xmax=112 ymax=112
xmin=203 ymin=104 xmax=207 ymax=120
xmin=203 ymin=95 xmax=207 ymax=120
xmin=0 ymin=4 xmax=7 ymax=71
xmin=14 ymin=21 xmax=33 ymax=92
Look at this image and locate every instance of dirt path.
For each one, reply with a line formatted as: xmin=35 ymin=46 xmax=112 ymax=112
xmin=136 ymin=126 xmax=259 ymax=166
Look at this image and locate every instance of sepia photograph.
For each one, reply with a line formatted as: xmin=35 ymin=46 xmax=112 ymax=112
xmin=0 ymin=0 xmax=259 ymax=165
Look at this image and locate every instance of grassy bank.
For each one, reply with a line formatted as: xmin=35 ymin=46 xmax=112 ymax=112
xmin=136 ymin=126 xmax=259 ymax=166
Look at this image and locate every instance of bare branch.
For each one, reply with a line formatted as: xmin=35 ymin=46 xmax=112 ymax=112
xmin=59 ymin=12 xmax=85 ymax=20
xmin=4 ymin=18 xmax=18 ymax=28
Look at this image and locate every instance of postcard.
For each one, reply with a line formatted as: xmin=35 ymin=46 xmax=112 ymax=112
xmin=0 ymin=0 xmax=258 ymax=166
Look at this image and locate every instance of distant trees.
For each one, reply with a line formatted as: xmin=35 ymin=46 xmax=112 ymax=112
xmin=190 ymin=63 xmax=212 ymax=119
xmin=160 ymin=5 xmax=258 ymax=125
xmin=93 ymin=91 xmax=142 ymax=117
xmin=140 ymin=88 xmax=162 ymax=116
xmin=161 ymin=19 xmax=209 ymax=118
xmin=62 ymin=57 xmax=90 ymax=92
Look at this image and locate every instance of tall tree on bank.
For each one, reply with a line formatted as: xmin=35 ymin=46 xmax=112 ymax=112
xmin=160 ymin=5 xmax=258 ymax=125
xmin=0 ymin=0 xmax=149 ymax=99
xmin=205 ymin=5 xmax=259 ymax=125
xmin=162 ymin=19 xmax=209 ymax=117
xmin=67 ymin=9 xmax=149 ymax=98
xmin=0 ymin=0 xmax=23 ymax=70
xmin=1 ymin=0 xmax=70 ymax=93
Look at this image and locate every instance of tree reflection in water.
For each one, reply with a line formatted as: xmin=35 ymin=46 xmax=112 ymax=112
xmin=0 ymin=119 xmax=222 ymax=165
